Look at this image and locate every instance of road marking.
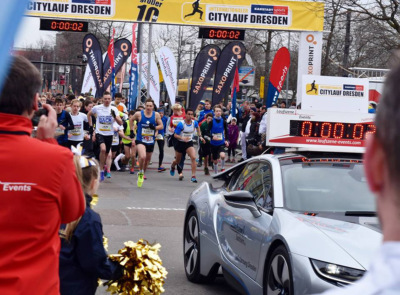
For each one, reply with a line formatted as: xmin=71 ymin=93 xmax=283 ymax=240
xmin=126 ymin=207 xmax=185 ymax=211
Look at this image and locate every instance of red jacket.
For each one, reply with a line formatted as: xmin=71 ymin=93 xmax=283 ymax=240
xmin=0 ymin=113 xmax=85 ymax=295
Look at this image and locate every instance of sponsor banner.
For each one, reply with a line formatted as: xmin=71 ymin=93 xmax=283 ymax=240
xmin=26 ymin=0 xmax=324 ymax=32
xmin=157 ymin=47 xmax=177 ymax=106
xmin=296 ymin=31 xmax=322 ymax=106
xmin=266 ymin=108 xmax=375 ymax=153
xmin=212 ymin=41 xmax=246 ymax=106
xmin=82 ymin=33 xmax=103 ymax=98
xmin=302 ymin=75 xmax=369 ymax=113
xmin=107 ymin=27 xmax=116 ymax=98
xmin=231 ymin=66 xmax=239 ymax=117
xmin=189 ymin=44 xmax=220 ymax=109
xmin=129 ymin=23 xmax=138 ymax=111
xmin=139 ymin=53 xmax=160 ymax=107
xmin=265 ymin=47 xmax=290 ymax=107
xmin=239 ymin=66 xmax=255 ymax=86
xmin=103 ymin=38 xmax=132 ymax=97
xmin=260 ymin=76 xmax=265 ymax=99
xmin=81 ymin=63 xmax=97 ymax=96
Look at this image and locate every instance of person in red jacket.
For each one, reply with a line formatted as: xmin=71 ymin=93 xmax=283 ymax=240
xmin=0 ymin=56 xmax=85 ymax=295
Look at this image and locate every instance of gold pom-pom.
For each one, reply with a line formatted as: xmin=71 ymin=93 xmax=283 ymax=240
xmin=104 ymin=239 xmax=168 ymax=295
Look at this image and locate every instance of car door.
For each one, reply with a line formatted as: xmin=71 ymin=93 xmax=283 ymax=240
xmin=217 ymin=162 xmax=270 ymax=279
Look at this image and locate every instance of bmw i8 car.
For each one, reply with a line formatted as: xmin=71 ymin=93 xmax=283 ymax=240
xmin=183 ymin=152 xmax=382 ymax=295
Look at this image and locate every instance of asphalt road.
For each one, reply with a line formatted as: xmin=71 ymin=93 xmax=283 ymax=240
xmin=95 ymin=144 xmax=241 ymax=295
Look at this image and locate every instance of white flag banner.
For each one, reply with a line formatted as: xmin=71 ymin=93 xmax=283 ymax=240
xmin=81 ymin=64 xmax=97 ymax=96
xmin=157 ymin=46 xmax=177 ymax=106
xmin=139 ymin=53 xmax=160 ymax=107
xmin=296 ymin=31 xmax=322 ymax=106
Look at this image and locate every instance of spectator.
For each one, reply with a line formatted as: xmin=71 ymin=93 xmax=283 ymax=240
xmin=319 ymin=57 xmax=400 ymax=295
xmin=227 ymin=117 xmax=239 ymax=163
xmin=0 ymin=55 xmax=85 ymax=294
xmin=280 ymin=101 xmax=287 ymax=109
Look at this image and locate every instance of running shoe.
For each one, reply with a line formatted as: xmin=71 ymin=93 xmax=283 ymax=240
xmin=137 ymin=172 xmax=144 ymax=188
xmin=143 ymin=175 xmax=147 ymax=180
xmin=221 ymin=169 xmax=225 ymax=172
xmin=100 ymin=171 xmax=105 ymax=182
xmin=179 ymin=174 xmax=184 ymax=181
xmin=197 ymin=162 xmax=202 ymax=167
xmin=158 ymin=167 xmax=166 ymax=172
xmin=204 ymin=167 xmax=210 ymax=176
xmin=191 ymin=177 xmax=198 ymax=183
xmin=105 ymin=171 xmax=111 ymax=178
xmin=130 ymin=168 xmax=135 ymax=174
xmin=170 ymin=166 xmax=175 ymax=176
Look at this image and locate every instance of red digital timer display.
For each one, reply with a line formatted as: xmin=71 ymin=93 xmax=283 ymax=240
xmin=290 ymin=120 xmax=376 ymax=140
xmin=40 ymin=19 xmax=88 ymax=32
xmin=198 ymin=28 xmax=245 ymax=41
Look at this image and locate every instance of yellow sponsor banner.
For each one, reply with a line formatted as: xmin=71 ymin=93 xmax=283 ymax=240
xmin=260 ymin=76 xmax=265 ymax=99
xmin=26 ymin=0 xmax=324 ymax=32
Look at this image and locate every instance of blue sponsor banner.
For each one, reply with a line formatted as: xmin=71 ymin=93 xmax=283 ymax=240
xmin=251 ymin=5 xmax=274 ymax=14
xmin=265 ymin=81 xmax=278 ymax=108
xmin=343 ymin=84 xmax=356 ymax=90
xmin=128 ymin=62 xmax=138 ymax=110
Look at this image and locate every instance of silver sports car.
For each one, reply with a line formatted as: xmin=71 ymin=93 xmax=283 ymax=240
xmin=183 ymin=152 xmax=382 ymax=295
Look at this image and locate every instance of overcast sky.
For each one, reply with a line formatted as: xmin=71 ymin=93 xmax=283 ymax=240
xmin=14 ymin=17 xmax=56 ymax=48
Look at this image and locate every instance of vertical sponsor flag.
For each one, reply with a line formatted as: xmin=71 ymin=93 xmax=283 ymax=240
xmin=189 ymin=44 xmax=221 ymax=109
xmin=107 ymin=28 xmax=116 ymax=98
xmin=139 ymin=53 xmax=160 ymax=107
xmin=212 ymin=41 xmax=246 ymax=106
xmin=81 ymin=63 xmax=97 ymax=97
xmin=83 ymin=34 xmax=104 ymax=98
xmin=265 ymin=47 xmax=290 ymax=108
xmin=0 ymin=0 xmax=30 ymax=95
xmin=296 ymin=32 xmax=322 ymax=106
xmin=103 ymin=38 xmax=132 ymax=96
xmin=129 ymin=23 xmax=138 ymax=110
xmin=231 ymin=63 xmax=239 ymax=118
xmin=157 ymin=46 xmax=177 ymax=106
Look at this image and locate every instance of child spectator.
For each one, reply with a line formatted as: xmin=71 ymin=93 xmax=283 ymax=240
xmin=59 ymin=149 xmax=122 ymax=295
xmin=227 ymin=117 xmax=239 ymax=163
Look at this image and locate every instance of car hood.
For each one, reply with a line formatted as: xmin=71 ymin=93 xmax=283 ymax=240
xmin=275 ymin=209 xmax=382 ymax=269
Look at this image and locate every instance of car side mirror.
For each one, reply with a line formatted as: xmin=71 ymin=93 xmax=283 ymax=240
xmin=223 ymin=190 xmax=261 ymax=218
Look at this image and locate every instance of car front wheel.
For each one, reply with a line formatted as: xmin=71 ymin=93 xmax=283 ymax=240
xmin=264 ymin=245 xmax=293 ymax=295
xmin=183 ymin=210 xmax=203 ymax=282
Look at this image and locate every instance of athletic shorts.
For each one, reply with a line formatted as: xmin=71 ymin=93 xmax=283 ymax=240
xmin=199 ymin=142 xmax=211 ymax=157
xmin=174 ymin=140 xmax=194 ymax=154
xmin=135 ymin=140 xmax=155 ymax=153
xmin=123 ymin=142 xmax=132 ymax=148
xmin=96 ymin=134 xmax=113 ymax=154
xmin=211 ymin=144 xmax=226 ymax=160
xmin=111 ymin=145 xmax=119 ymax=153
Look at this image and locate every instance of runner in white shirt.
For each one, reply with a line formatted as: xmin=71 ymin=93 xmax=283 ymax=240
xmin=318 ymin=58 xmax=400 ymax=295
xmin=170 ymin=108 xmax=204 ymax=183
xmin=111 ymin=93 xmax=128 ymax=114
xmin=87 ymin=91 xmax=122 ymax=182
xmin=104 ymin=121 xmax=124 ymax=179
xmin=68 ymin=99 xmax=89 ymax=149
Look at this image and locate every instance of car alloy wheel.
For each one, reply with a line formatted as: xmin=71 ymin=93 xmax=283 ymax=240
xmin=184 ymin=210 xmax=201 ymax=282
xmin=265 ymin=246 xmax=293 ymax=295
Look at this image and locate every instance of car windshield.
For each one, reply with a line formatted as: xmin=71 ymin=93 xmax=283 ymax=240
xmin=281 ymin=162 xmax=376 ymax=213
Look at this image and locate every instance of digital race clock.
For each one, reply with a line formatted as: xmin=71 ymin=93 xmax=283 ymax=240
xmin=40 ymin=19 xmax=89 ymax=32
xmin=266 ymin=109 xmax=376 ymax=153
xmin=198 ymin=27 xmax=245 ymax=41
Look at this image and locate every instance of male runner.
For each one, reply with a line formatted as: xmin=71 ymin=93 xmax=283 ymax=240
xmin=111 ymin=92 xmax=128 ymax=114
xmin=54 ymin=98 xmax=74 ymax=147
xmin=197 ymin=99 xmax=214 ymax=123
xmin=87 ymin=91 xmax=122 ymax=182
xmin=170 ymin=109 xmax=203 ymax=183
xmin=114 ymin=110 xmax=137 ymax=174
xmin=129 ymin=98 xmax=163 ymax=187
xmin=209 ymin=105 xmax=229 ymax=174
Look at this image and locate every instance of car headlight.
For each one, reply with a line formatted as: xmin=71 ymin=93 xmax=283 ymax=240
xmin=310 ymin=259 xmax=365 ymax=285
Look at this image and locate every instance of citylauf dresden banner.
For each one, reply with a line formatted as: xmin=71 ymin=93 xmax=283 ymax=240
xmin=26 ymin=0 xmax=324 ymax=32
